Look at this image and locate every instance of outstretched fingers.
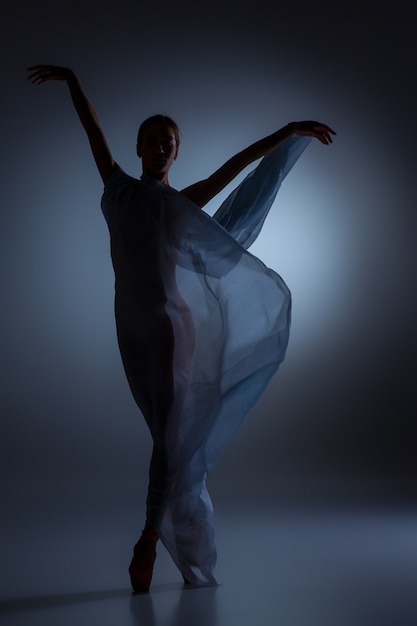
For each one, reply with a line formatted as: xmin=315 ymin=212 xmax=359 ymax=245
xmin=313 ymin=123 xmax=336 ymax=144
xmin=26 ymin=64 xmax=73 ymax=84
xmin=27 ymin=65 xmax=52 ymax=84
xmin=293 ymin=121 xmax=336 ymax=145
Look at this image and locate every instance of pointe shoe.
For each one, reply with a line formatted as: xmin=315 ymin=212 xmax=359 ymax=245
xmin=129 ymin=527 xmax=158 ymax=593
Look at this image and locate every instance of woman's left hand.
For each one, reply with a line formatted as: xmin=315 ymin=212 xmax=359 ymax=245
xmin=289 ymin=121 xmax=336 ymax=144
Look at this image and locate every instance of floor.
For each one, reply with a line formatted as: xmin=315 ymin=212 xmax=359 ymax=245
xmin=1 ymin=506 xmax=417 ymax=626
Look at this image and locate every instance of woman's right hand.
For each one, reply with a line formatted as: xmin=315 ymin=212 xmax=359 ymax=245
xmin=27 ymin=64 xmax=75 ymax=84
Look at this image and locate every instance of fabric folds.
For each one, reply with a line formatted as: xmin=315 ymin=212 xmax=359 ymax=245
xmin=101 ymin=135 xmax=312 ymax=585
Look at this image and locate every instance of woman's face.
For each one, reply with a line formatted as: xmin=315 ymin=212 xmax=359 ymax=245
xmin=137 ymin=123 xmax=178 ymax=180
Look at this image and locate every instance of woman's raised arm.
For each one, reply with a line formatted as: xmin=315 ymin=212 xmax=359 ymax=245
xmin=27 ymin=65 xmax=119 ymax=183
xmin=180 ymin=121 xmax=336 ymax=208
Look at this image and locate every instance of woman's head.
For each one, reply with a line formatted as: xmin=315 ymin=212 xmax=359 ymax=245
xmin=136 ymin=115 xmax=181 ymax=183
xmin=137 ymin=115 xmax=180 ymax=148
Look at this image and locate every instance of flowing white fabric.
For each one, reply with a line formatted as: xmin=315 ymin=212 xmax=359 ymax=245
xmin=101 ymin=135 xmax=312 ymax=585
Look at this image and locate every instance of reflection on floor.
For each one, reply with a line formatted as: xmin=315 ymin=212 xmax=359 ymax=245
xmin=1 ymin=507 xmax=417 ymax=625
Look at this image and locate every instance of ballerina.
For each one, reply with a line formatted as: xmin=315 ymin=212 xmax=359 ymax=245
xmin=27 ymin=64 xmax=335 ymax=591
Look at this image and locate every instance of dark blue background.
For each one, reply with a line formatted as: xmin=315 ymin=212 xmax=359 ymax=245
xmin=1 ymin=3 xmax=416 ymax=587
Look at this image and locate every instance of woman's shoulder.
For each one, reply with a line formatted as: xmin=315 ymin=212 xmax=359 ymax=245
xmin=101 ymin=167 xmax=143 ymax=223
xmin=103 ymin=166 xmax=139 ymax=193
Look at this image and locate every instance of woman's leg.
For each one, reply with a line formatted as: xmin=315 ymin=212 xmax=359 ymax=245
xmin=118 ymin=301 xmax=195 ymax=589
xmin=117 ymin=310 xmax=175 ymax=591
